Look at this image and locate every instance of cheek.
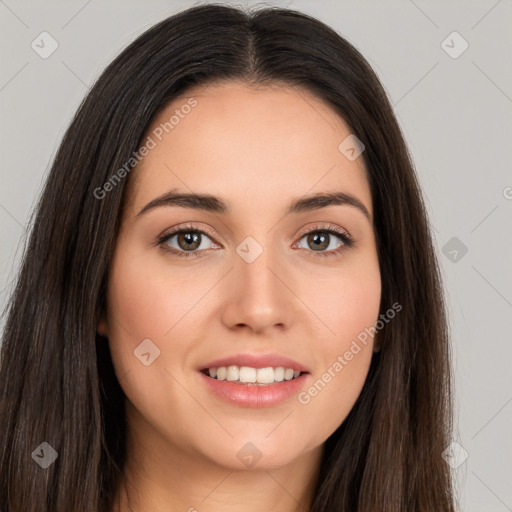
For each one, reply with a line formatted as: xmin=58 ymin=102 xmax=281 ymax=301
xmin=323 ymin=257 xmax=381 ymax=386
xmin=295 ymin=255 xmax=380 ymax=437
xmin=305 ymin=251 xmax=382 ymax=344
xmin=104 ymin=248 xmax=199 ymax=423
xmin=297 ymin=340 xmax=374 ymax=449
xmin=104 ymin=246 xmax=185 ymax=387
xmin=106 ymin=247 xmax=201 ymax=340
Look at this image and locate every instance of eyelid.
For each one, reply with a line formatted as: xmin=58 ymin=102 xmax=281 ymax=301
xmin=157 ymin=222 xmax=354 ymax=257
xmin=292 ymin=223 xmax=354 ymax=258
xmin=157 ymin=222 xmax=221 ymax=246
xmin=296 ymin=222 xmax=352 ymax=240
xmin=158 ymin=222 xmax=351 ymax=243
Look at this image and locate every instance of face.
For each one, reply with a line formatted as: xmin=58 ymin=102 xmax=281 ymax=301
xmin=98 ymin=81 xmax=381 ymax=472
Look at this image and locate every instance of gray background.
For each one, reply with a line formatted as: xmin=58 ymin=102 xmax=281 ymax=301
xmin=1 ymin=1 xmax=511 ymax=510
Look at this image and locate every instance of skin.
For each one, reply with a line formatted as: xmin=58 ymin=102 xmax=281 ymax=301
xmin=98 ymin=81 xmax=382 ymax=512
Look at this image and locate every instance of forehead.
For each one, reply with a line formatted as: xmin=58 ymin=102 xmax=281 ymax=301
xmin=125 ymin=81 xmax=371 ymax=219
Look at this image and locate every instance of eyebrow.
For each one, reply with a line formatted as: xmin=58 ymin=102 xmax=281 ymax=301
xmin=136 ymin=189 xmax=371 ymax=221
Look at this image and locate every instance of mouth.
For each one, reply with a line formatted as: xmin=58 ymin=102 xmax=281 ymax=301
xmin=198 ymin=365 xmax=311 ymax=407
xmin=199 ymin=366 xmax=308 ymax=386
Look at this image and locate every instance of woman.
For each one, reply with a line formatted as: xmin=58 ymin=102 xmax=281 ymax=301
xmin=0 ymin=4 xmax=456 ymax=511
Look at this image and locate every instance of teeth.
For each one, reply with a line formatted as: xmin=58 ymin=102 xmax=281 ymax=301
xmin=206 ymin=366 xmax=303 ymax=384
xmin=226 ymin=365 xmax=239 ymax=381
xmin=239 ymin=366 xmax=257 ymax=383
xmin=274 ymin=367 xmax=285 ymax=381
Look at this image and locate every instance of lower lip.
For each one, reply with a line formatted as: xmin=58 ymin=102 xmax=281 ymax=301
xmin=198 ymin=371 xmax=309 ymax=408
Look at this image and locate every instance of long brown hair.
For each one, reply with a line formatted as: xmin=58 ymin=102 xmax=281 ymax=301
xmin=0 ymin=4 xmax=456 ymax=511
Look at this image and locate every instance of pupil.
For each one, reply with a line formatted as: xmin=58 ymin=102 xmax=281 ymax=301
xmin=309 ymin=232 xmax=328 ymax=251
xmin=179 ymin=231 xmax=200 ymax=250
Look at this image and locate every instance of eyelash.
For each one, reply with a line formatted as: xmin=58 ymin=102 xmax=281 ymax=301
xmin=156 ymin=223 xmax=354 ymax=259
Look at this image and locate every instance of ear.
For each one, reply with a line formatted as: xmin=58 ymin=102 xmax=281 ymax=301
xmin=97 ymin=311 xmax=109 ymax=338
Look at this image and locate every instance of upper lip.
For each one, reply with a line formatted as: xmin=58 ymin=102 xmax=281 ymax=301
xmin=199 ymin=353 xmax=310 ymax=373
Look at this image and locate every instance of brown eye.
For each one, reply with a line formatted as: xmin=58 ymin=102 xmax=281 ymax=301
xmin=158 ymin=227 xmax=218 ymax=257
xmin=176 ymin=231 xmax=202 ymax=251
xmin=306 ymin=231 xmax=331 ymax=251
xmin=297 ymin=229 xmax=349 ymax=254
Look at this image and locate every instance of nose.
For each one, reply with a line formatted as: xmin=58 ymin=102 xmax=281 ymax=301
xmin=220 ymin=245 xmax=294 ymax=335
